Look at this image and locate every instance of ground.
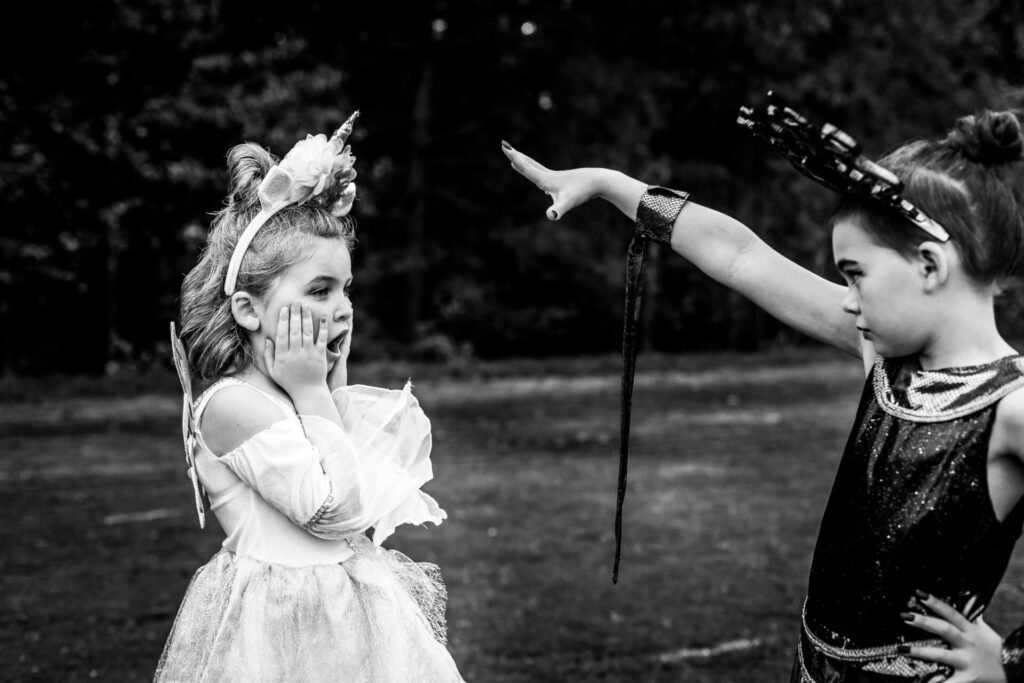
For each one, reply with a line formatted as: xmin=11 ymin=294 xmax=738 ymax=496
xmin=3 ymin=348 xmax=1024 ymax=682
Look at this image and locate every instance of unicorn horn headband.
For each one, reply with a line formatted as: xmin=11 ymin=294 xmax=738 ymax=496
xmin=223 ymin=111 xmax=361 ymax=296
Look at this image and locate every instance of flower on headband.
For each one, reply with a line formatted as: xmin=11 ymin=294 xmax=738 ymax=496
xmin=257 ymin=123 xmax=358 ymax=217
xmin=258 ymin=135 xmax=333 ymax=210
xmin=283 ymin=134 xmax=336 ymax=194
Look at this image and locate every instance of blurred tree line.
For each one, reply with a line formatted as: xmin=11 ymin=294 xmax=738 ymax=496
xmin=2 ymin=0 xmax=1022 ymax=373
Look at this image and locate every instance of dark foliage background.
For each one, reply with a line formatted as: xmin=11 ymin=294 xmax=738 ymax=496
xmin=2 ymin=0 xmax=1023 ymax=373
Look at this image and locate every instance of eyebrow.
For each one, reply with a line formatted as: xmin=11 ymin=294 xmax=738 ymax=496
xmin=305 ymin=275 xmax=337 ymax=287
xmin=305 ymin=275 xmax=353 ymax=287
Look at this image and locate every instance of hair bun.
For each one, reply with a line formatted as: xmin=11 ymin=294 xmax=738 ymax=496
xmin=949 ymin=110 xmax=1024 ymax=165
xmin=225 ymin=143 xmax=276 ymax=212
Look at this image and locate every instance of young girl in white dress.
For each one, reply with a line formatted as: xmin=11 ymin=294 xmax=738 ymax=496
xmin=156 ymin=114 xmax=464 ymax=682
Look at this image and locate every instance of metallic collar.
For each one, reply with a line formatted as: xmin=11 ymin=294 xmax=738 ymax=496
xmin=873 ymin=354 xmax=1024 ymax=423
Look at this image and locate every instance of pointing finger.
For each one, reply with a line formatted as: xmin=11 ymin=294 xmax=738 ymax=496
xmin=502 ymin=143 xmax=550 ymax=182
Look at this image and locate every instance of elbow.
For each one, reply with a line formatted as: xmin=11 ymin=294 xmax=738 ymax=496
xmin=302 ymin=491 xmax=375 ymax=540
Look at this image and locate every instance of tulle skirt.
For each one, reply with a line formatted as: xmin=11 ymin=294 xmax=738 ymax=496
xmin=155 ymin=547 xmax=463 ymax=682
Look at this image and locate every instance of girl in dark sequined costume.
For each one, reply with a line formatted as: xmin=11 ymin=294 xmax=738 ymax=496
xmin=502 ymin=105 xmax=1024 ymax=682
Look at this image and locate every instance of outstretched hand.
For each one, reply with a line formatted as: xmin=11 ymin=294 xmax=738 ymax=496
xmin=501 ymin=141 xmax=605 ymax=221
xmin=901 ymin=592 xmax=1006 ymax=683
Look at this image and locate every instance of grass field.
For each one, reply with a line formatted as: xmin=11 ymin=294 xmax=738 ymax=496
xmin=4 ymin=349 xmax=1024 ymax=682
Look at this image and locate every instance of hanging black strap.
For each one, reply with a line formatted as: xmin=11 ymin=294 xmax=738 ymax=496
xmin=614 ymin=186 xmax=689 ymax=584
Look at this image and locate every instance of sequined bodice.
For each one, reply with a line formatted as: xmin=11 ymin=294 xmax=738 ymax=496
xmin=805 ymin=354 xmax=1024 ymax=648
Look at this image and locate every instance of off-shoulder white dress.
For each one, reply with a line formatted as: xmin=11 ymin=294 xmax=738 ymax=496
xmin=154 ymin=379 xmax=463 ymax=682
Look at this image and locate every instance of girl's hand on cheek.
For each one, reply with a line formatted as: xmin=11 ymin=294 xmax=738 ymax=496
xmin=264 ymin=303 xmax=329 ymax=400
xmin=327 ymin=311 xmax=353 ymax=392
xmin=900 ymin=591 xmax=1006 ymax=682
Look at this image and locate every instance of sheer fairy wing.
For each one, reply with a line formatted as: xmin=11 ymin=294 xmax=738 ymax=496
xmin=170 ymin=322 xmax=206 ymax=529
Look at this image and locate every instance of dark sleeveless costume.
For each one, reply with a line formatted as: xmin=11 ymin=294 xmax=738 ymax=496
xmin=793 ymin=354 xmax=1024 ymax=682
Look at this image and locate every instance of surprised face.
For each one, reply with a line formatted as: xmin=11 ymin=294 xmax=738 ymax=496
xmin=254 ymin=237 xmax=354 ymax=369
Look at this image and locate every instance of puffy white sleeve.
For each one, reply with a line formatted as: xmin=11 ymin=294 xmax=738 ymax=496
xmin=218 ymin=382 xmax=446 ymax=544
xmin=326 ymin=380 xmax=447 ymax=544
xmin=217 ymin=418 xmax=367 ymax=540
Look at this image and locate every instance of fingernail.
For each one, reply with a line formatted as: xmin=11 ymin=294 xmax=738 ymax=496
xmin=501 ymin=139 xmax=512 ymax=150
xmin=899 ymin=612 xmax=915 ymax=622
xmin=906 ymin=597 xmax=919 ymax=610
xmin=915 ymin=590 xmax=930 ymax=601
xmin=321 ymin=316 xmax=327 ymax=323
xmin=547 ymin=208 xmax=559 ymax=220
xmin=896 ymin=644 xmax=910 ymax=655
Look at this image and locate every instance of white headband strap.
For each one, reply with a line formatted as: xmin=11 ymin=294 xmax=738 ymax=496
xmin=223 ymin=209 xmax=274 ymax=295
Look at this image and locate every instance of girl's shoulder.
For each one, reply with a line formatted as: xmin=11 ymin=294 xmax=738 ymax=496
xmin=196 ymin=379 xmax=295 ymax=457
xmin=994 ymin=385 xmax=1024 ymax=453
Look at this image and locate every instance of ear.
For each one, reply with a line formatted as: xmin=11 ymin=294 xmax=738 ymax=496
xmin=230 ymin=291 xmax=263 ymax=331
xmin=916 ymin=241 xmax=950 ymax=293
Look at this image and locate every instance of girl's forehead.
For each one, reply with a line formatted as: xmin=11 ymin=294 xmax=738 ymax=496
xmin=832 ymin=217 xmax=888 ymax=257
xmin=287 ymin=240 xmax=352 ymax=281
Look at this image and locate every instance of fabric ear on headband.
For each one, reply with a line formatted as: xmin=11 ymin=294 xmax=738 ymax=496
xmin=260 ymin=166 xmax=297 ymax=209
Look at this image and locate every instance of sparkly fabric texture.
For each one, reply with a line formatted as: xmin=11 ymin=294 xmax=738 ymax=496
xmin=792 ymin=624 xmax=949 ymax=682
xmin=1004 ymin=625 xmax=1024 ymax=682
xmin=801 ymin=354 xmax=1024 ymax=673
xmin=792 ymin=602 xmax=945 ymax=682
xmin=154 ymin=542 xmax=461 ymax=683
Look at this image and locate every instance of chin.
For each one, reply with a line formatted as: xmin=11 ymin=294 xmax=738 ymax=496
xmin=871 ymin=340 xmax=922 ymax=360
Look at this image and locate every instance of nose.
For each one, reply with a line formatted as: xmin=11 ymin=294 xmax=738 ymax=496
xmin=333 ymin=306 xmax=352 ymax=323
xmin=841 ymin=287 xmax=860 ymax=316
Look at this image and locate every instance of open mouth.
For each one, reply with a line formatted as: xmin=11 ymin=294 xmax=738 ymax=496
xmin=326 ymin=329 xmax=348 ymax=357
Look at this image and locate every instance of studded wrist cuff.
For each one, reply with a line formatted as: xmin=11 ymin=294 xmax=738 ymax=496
xmin=635 ymin=186 xmax=690 ymax=244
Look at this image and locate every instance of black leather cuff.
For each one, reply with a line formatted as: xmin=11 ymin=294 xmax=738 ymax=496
xmin=635 ymin=186 xmax=690 ymax=244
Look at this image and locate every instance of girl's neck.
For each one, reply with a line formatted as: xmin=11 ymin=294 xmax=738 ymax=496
xmin=915 ymin=295 xmax=1016 ymax=370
